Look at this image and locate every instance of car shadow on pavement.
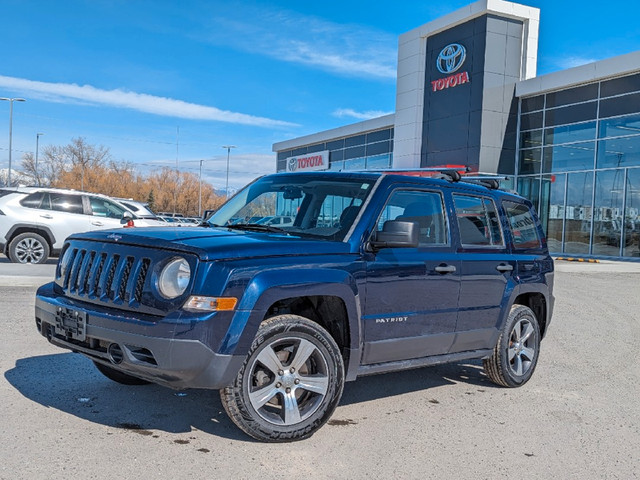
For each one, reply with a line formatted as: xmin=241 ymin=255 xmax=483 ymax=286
xmin=6 ymin=352 xmax=496 ymax=442
xmin=4 ymin=352 xmax=249 ymax=442
xmin=339 ymin=360 xmax=495 ymax=406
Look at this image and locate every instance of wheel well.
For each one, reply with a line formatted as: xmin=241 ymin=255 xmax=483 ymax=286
xmin=265 ymin=295 xmax=351 ymax=364
xmin=513 ymin=293 xmax=547 ymax=336
xmin=7 ymin=227 xmax=54 ymax=251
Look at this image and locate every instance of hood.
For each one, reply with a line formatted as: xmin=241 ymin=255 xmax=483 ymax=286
xmin=68 ymin=226 xmax=352 ymax=261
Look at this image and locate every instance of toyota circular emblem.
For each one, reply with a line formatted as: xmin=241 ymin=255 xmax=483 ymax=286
xmin=436 ymin=43 xmax=466 ymax=74
xmin=287 ymin=157 xmax=298 ymax=172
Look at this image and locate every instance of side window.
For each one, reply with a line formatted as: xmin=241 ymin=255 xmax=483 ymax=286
xmin=376 ymin=190 xmax=448 ymax=246
xmin=50 ymin=194 xmax=84 ymax=215
xmin=89 ymin=197 xmax=126 ymax=218
xmin=453 ymin=194 xmax=504 ymax=247
xmin=19 ymin=192 xmax=45 ymax=208
xmin=503 ymin=201 xmax=542 ymax=249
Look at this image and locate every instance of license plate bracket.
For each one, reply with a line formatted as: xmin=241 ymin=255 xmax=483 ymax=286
xmin=54 ymin=307 xmax=87 ymax=341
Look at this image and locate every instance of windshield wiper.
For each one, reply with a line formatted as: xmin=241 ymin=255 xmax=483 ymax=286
xmin=225 ymin=223 xmax=290 ymax=235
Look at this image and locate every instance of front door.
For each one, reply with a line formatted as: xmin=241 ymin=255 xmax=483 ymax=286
xmin=362 ymin=188 xmax=460 ymax=364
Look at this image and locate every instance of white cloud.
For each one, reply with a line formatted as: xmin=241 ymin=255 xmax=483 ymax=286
xmin=554 ymin=56 xmax=599 ymax=69
xmin=200 ymin=8 xmax=397 ymax=80
xmin=0 ymin=75 xmax=297 ymax=128
xmin=332 ymin=108 xmax=393 ymax=120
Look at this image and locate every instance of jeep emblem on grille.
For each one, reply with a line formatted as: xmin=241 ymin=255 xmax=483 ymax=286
xmin=107 ymin=233 xmax=122 ymax=241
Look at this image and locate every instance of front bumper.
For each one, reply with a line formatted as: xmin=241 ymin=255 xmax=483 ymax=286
xmin=35 ymin=282 xmax=245 ymax=390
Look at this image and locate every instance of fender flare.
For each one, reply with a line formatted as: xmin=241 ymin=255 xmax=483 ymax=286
xmin=219 ymin=268 xmax=362 ymax=359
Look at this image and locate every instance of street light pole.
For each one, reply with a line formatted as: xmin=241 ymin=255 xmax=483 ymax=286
xmin=0 ymin=97 xmax=26 ymax=187
xmin=198 ymin=158 xmax=204 ymax=217
xmin=35 ymin=132 xmax=44 ymax=186
xmin=222 ymin=145 xmax=237 ymax=199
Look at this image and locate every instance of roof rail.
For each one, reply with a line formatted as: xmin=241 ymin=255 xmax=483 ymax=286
xmin=461 ymin=175 xmax=510 ymax=190
xmin=362 ymin=166 xmax=470 ymax=183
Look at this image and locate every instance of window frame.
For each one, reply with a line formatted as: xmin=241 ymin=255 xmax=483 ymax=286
xmin=453 ymin=194 xmax=506 ymax=250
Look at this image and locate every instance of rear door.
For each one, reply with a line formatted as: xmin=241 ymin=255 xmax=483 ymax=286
xmin=362 ymin=187 xmax=461 ymax=364
xmin=450 ymin=193 xmax=515 ymax=352
xmin=36 ymin=192 xmax=92 ymax=248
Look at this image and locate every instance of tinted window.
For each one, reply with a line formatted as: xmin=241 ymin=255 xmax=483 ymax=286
xmin=366 ymin=141 xmax=391 ymax=156
xmin=376 ymin=190 xmax=448 ymax=246
xmin=345 ymin=134 xmax=366 ymax=147
xmin=545 ymin=83 xmax=598 ymax=108
xmin=518 ymin=148 xmax=541 ymax=175
xmin=504 ymin=201 xmax=541 ymax=249
xmin=453 ymin=195 xmax=504 ymax=247
xmin=366 ymin=129 xmax=391 ymax=143
xmin=520 ymin=130 xmax=542 ymax=149
xmin=19 ymin=192 xmax=45 ymax=208
xmin=50 ymin=194 xmax=84 ymax=214
xmin=343 ymin=145 xmax=365 ymax=160
xmin=599 ymin=92 xmax=640 ymax=119
xmin=521 ymin=95 xmax=544 ymax=113
xmin=520 ymin=111 xmax=543 ymax=131
xmin=326 ymin=139 xmax=344 ymax=150
xmin=600 ymin=73 xmax=640 ymax=98
xmin=306 ymin=143 xmax=326 ymax=153
xmin=544 ymin=102 xmax=597 ymax=127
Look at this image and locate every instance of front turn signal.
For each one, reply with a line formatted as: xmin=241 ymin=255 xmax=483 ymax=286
xmin=183 ymin=296 xmax=238 ymax=312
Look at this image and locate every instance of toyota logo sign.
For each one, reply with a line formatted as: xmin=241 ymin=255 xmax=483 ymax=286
xmin=436 ymin=43 xmax=466 ymax=74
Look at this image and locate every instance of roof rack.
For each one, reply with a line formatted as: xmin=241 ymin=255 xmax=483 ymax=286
xmin=364 ymin=166 xmax=470 ymax=183
xmin=461 ymin=175 xmax=510 ymax=190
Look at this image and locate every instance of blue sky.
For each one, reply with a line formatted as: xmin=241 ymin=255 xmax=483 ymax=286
xmin=1 ymin=0 xmax=640 ymax=191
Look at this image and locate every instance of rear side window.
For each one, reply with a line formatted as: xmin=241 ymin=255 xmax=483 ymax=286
xmin=503 ymin=201 xmax=542 ymax=249
xmin=19 ymin=192 xmax=45 ymax=208
xmin=453 ymin=194 xmax=504 ymax=247
xmin=50 ymin=193 xmax=84 ymax=214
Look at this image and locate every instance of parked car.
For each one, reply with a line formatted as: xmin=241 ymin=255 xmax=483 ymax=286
xmin=113 ymin=198 xmax=159 ymax=220
xmin=0 ymin=187 xmax=164 ymax=264
xmin=34 ymin=171 xmax=554 ymax=441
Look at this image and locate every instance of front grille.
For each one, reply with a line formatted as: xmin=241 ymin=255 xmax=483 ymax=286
xmin=58 ymin=247 xmax=151 ymax=307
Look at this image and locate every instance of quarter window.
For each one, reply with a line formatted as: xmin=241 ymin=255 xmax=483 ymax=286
xmin=503 ymin=201 xmax=542 ymax=249
xmin=453 ymin=195 xmax=504 ymax=247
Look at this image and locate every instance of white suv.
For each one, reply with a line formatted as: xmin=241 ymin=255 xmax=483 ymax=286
xmin=0 ymin=187 xmax=164 ymax=264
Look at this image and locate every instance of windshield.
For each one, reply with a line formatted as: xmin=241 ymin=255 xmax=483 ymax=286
xmin=207 ymin=174 xmax=377 ymax=241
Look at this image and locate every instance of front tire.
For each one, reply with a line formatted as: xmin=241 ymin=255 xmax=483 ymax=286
xmin=93 ymin=361 xmax=150 ymax=385
xmin=8 ymin=232 xmax=50 ymax=264
xmin=220 ymin=315 xmax=345 ymax=442
xmin=483 ymin=305 xmax=541 ymax=388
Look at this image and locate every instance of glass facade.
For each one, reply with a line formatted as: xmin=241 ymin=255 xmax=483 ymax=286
xmin=276 ymin=128 xmax=393 ymax=172
xmin=518 ymin=73 xmax=640 ymax=259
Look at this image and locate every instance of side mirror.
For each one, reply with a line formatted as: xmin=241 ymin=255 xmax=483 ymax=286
xmin=369 ymin=220 xmax=419 ymax=250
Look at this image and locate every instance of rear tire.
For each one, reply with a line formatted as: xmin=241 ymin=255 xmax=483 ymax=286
xmin=93 ymin=361 xmax=150 ymax=385
xmin=220 ymin=315 xmax=345 ymax=442
xmin=483 ymin=305 xmax=541 ymax=388
xmin=8 ymin=232 xmax=50 ymax=264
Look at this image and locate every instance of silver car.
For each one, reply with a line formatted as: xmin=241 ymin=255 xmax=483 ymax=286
xmin=0 ymin=187 xmax=163 ymax=264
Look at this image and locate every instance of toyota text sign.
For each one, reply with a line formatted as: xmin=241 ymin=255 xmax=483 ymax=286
xmin=286 ymin=151 xmax=329 ymax=172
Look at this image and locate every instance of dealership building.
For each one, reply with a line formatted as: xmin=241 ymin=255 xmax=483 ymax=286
xmin=273 ymin=0 xmax=640 ymax=260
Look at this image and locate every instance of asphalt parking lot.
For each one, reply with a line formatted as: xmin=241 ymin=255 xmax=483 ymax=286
xmin=1 ymin=257 xmax=639 ymax=479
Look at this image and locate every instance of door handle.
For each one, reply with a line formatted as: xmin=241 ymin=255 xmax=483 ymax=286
xmin=40 ymin=214 xmax=53 ymax=219
xmin=496 ymin=264 xmax=514 ymax=272
xmin=435 ymin=264 xmax=456 ymax=274
xmin=92 ymin=221 xmax=104 ymax=226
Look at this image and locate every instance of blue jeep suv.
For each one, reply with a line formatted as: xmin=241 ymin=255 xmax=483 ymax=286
xmin=35 ymin=171 xmax=554 ymax=441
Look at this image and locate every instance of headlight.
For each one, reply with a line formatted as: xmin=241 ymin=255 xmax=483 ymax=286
xmin=157 ymin=257 xmax=191 ymax=298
